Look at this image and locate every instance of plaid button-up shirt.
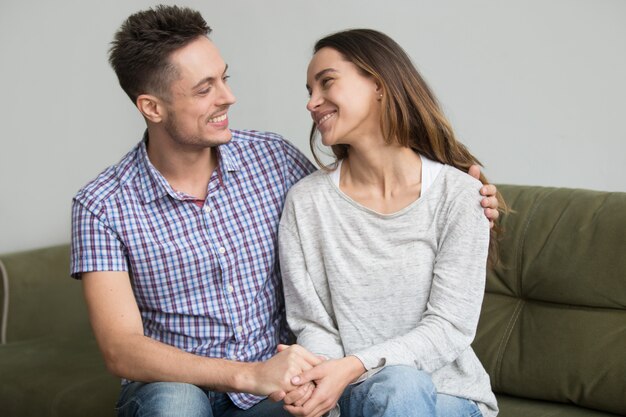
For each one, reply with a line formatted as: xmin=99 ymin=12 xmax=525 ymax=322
xmin=71 ymin=130 xmax=315 ymax=409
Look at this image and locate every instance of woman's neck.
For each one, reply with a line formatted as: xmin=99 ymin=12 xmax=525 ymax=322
xmin=339 ymin=143 xmax=423 ymax=213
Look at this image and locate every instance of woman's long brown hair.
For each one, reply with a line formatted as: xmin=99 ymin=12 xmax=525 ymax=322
xmin=310 ymin=29 xmax=506 ymax=266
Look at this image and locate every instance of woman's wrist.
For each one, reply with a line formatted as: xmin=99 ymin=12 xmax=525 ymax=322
xmin=341 ymin=355 xmax=366 ymax=382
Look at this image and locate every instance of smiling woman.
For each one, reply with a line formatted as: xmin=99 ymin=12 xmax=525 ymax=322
xmin=278 ymin=29 xmax=503 ymax=417
xmin=306 ymin=49 xmax=382 ymax=148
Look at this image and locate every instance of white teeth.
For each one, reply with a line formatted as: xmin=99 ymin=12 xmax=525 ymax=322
xmin=318 ymin=112 xmax=335 ymax=125
xmin=208 ymin=114 xmax=227 ymax=123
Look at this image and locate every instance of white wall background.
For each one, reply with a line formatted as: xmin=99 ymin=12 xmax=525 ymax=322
xmin=1 ymin=0 xmax=625 ymax=253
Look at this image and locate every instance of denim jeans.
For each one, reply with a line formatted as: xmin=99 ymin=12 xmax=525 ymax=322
xmin=337 ymin=366 xmax=483 ymax=417
xmin=115 ymin=382 xmax=292 ymax=417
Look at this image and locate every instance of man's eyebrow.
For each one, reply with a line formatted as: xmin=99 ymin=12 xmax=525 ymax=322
xmin=306 ymin=68 xmax=338 ymax=90
xmin=192 ymin=64 xmax=229 ymax=90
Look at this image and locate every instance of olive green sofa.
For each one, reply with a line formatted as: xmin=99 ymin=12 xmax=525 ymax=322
xmin=0 ymin=245 xmax=119 ymax=416
xmin=473 ymin=185 xmax=626 ymax=416
xmin=0 ymin=184 xmax=624 ymax=416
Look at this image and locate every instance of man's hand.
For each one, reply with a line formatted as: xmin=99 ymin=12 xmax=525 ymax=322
xmin=284 ymin=356 xmax=365 ymax=417
xmin=250 ymin=344 xmax=322 ymax=396
xmin=269 ymin=344 xmax=318 ymax=406
xmin=468 ymin=165 xmax=499 ymax=227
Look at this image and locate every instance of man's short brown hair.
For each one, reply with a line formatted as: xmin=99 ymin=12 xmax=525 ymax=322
xmin=108 ymin=5 xmax=211 ymax=103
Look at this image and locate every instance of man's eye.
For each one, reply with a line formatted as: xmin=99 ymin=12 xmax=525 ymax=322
xmin=223 ymin=75 xmax=231 ymax=82
xmin=198 ymin=88 xmax=211 ymax=95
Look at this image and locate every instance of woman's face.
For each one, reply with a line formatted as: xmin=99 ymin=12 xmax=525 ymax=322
xmin=306 ymin=47 xmax=382 ymax=147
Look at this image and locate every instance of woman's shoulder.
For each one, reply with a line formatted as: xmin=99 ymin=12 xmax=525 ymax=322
xmin=430 ymin=165 xmax=485 ymax=214
xmin=288 ymin=168 xmax=333 ymax=197
xmin=282 ymin=169 xmax=335 ymax=226
xmin=438 ymin=165 xmax=483 ymax=194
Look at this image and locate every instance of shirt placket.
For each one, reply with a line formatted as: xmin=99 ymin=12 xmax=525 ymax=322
xmin=203 ymin=171 xmax=243 ymax=363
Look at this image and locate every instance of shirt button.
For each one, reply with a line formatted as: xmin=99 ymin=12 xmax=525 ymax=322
xmin=227 ymin=285 xmax=234 ymax=293
xmin=235 ymin=325 xmax=243 ymax=334
xmin=204 ymin=206 xmax=211 ymax=213
xmin=218 ymin=247 xmax=226 ymax=254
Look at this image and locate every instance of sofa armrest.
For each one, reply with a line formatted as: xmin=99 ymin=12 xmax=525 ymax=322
xmin=0 ymin=259 xmax=8 ymax=344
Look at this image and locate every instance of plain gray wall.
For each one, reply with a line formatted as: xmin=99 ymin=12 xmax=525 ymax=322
xmin=1 ymin=0 xmax=625 ymax=253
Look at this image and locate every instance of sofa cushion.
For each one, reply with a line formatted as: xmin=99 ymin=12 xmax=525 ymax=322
xmin=496 ymin=394 xmax=622 ymax=417
xmin=473 ymin=186 xmax=626 ymax=415
xmin=0 ymin=335 xmax=119 ymax=417
xmin=0 ymin=244 xmax=91 ymax=342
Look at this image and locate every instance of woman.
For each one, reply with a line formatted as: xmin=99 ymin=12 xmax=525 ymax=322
xmin=278 ymin=29 xmax=503 ymax=417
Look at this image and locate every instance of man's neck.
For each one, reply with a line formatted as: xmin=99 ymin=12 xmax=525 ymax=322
xmin=146 ymin=129 xmax=218 ymax=200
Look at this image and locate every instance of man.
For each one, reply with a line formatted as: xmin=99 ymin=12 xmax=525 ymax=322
xmin=71 ymin=5 xmax=499 ymax=417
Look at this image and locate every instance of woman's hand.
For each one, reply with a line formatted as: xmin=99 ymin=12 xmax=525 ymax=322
xmin=284 ymin=356 xmax=365 ymax=417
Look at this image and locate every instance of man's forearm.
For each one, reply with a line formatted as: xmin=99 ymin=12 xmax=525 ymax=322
xmin=101 ymin=333 xmax=259 ymax=393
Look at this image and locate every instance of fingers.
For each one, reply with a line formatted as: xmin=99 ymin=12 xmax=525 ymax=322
xmin=287 ymin=345 xmax=324 ymax=368
xmin=481 ymin=196 xmax=499 ymax=212
xmin=283 ymin=382 xmax=314 ymax=406
xmin=480 ymin=184 xmax=497 ymax=198
xmin=291 ymin=366 xmax=320 ymax=386
xmin=484 ymin=208 xmax=499 ymax=229
xmin=468 ymin=164 xmax=481 ymax=180
xmin=268 ymin=390 xmax=286 ymax=402
xmin=283 ymin=404 xmax=307 ymax=417
xmin=277 ymin=343 xmax=289 ymax=352
xmin=284 ymin=391 xmax=335 ymax=417
xmin=271 ymin=345 xmax=323 ymax=393
xmin=484 ymin=206 xmax=499 ymax=218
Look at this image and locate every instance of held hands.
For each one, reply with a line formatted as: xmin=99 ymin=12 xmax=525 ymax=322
xmin=252 ymin=344 xmax=322 ymax=396
xmin=468 ymin=165 xmax=499 ymax=228
xmin=276 ymin=355 xmax=366 ymax=417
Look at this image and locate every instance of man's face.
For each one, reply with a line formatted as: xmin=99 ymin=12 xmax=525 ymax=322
xmin=162 ymin=36 xmax=236 ymax=148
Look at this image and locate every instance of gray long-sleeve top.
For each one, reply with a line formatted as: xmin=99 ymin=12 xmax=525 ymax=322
xmin=278 ymin=164 xmax=498 ymax=417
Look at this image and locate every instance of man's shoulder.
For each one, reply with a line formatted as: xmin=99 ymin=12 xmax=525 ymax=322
xmin=73 ymin=144 xmax=142 ymax=211
xmin=230 ymin=129 xmax=290 ymax=148
xmin=227 ymin=129 xmax=314 ymax=176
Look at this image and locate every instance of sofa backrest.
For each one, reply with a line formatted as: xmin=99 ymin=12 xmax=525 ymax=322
xmin=0 ymin=244 xmax=91 ymax=343
xmin=473 ymin=185 xmax=626 ymax=415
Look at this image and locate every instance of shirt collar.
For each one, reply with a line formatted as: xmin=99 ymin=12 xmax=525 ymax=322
xmin=137 ymin=131 xmax=242 ymax=204
xmin=216 ymin=134 xmax=241 ymax=173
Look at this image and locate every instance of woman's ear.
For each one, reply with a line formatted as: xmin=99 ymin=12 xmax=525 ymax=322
xmin=136 ymin=94 xmax=164 ymax=123
xmin=374 ymin=80 xmax=384 ymax=101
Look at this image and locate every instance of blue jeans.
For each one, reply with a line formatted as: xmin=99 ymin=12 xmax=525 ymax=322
xmin=338 ymin=366 xmax=482 ymax=417
xmin=115 ymin=382 xmax=292 ymax=417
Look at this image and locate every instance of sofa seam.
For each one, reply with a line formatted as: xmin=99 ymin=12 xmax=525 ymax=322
xmin=0 ymin=259 xmax=8 ymax=345
xmin=494 ymin=298 xmax=524 ymax=389
xmin=516 ymin=189 xmax=557 ymax=296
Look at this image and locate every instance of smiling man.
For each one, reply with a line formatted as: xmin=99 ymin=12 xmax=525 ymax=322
xmin=70 ymin=5 xmax=499 ymax=417
xmin=71 ymin=6 xmax=321 ymax=417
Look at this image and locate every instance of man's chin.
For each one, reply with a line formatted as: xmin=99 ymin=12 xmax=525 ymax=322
xmin=203 ymin=129 xmax=232 ymax=146
xmin=213 ymin=130 xmax=233 ymax=144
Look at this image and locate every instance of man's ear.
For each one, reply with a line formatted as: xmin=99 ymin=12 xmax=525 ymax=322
xmin=136 ymin=94 xmax=164 ymax=123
